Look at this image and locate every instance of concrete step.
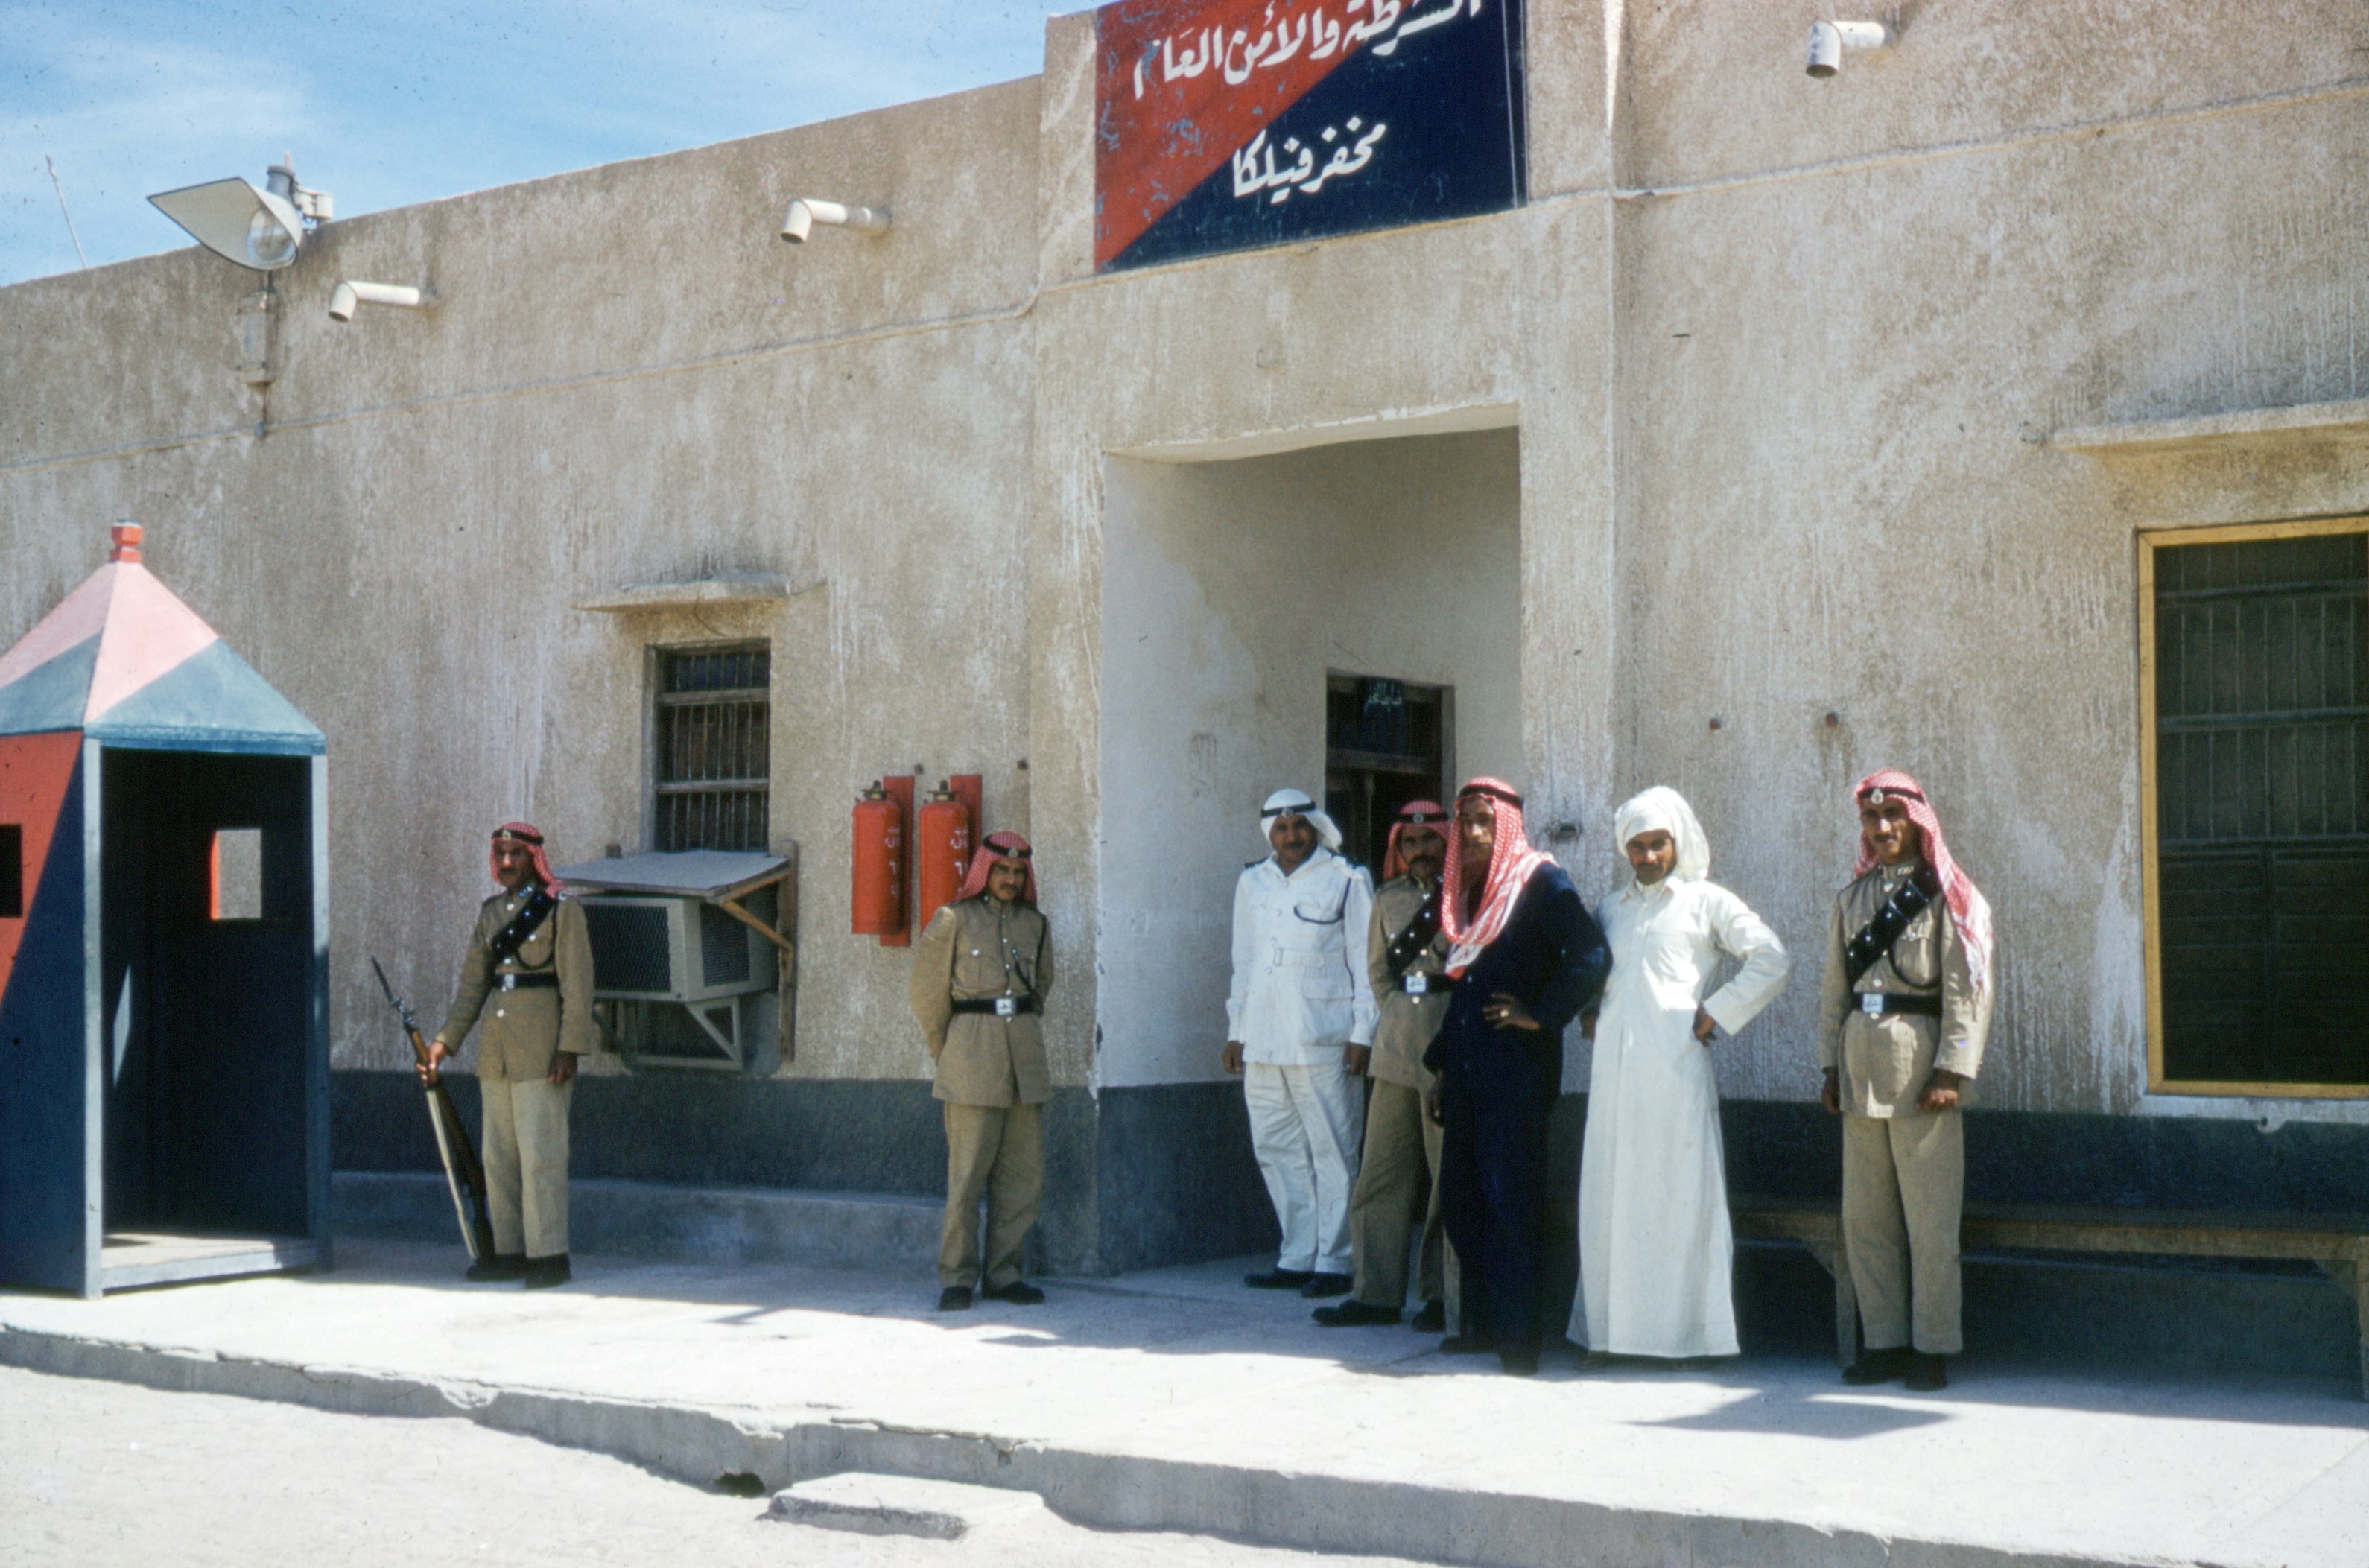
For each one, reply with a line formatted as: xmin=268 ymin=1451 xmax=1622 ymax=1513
xmin=332 ymin=1171 xmax=939 ymax=1270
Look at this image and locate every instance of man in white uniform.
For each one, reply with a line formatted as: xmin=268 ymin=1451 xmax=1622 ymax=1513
xmin=1223 ymin=788 xmax=1377 ymax=1298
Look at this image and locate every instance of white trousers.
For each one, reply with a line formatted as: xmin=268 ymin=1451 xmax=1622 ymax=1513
xmin=1243 ymin=1060 xmax=1364 ymax=1275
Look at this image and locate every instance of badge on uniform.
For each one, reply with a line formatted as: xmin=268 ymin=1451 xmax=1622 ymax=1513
xmin=994 ymin=997 xmax=1018 ymax=1018
xmin=1404 ymin=973 xmax=1429 ymax=996
xmin=1861 ymin=992 xmax=1883 ymax=1016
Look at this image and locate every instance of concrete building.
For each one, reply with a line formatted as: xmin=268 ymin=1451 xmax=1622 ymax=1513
xmin=4 ymin=3 xmax=2365 ymax=1359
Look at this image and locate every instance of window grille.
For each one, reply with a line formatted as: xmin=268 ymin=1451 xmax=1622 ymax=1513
xmin=653 ymin=644 xmax=770 ymax=853
xmin=2146 ymin=525 xmax=2369 ymax=1091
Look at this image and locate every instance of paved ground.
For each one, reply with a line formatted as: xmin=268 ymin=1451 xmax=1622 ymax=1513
xmin=3 ymin=1240 xmax=2365 ymax=1567
xmin=0 ymin=1366 xmax=1443 ymax=1568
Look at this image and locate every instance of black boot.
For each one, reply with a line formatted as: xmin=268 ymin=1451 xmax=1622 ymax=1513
xmin=466 ymin=1252 xmax=524 ymax=1283
xmin=1311 ymin=1300 xmax=1401 ymax=1327
xmin=1298 ymin=1272 xmax=1352 ymax=1298
xmin=1904 ymin=1352 xmax=1950 ymax=1391
xmin=1497 ymin=1342 xmax=1541 ymax=1377
xmin=980 ymin=1281 xmax=1045 ymax=1304
xmin=1409 ymin=1298 xmax=1447 ymax=1333
xmin=519 ymin=1254 xmax=571 ymax=1289
xmin=1842 ymin=1346 xmax=1912 ymax=1386
xmin=937 ymin=1285 xmax=974 ymax=1312
xmin=1243 ymin=1268 xmax=1315 ymax=1290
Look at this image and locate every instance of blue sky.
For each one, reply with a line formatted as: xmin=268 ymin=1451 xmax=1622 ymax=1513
xmin=2 ymin=1 xmax=1088 ymax=286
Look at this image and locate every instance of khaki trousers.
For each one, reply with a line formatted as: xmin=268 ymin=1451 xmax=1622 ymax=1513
xmin=941 ymin=1101 xmax=1044 ymax=1289
xmin=1349 ymin=1079 xmax=1445 ymax=1310
xmin=482 ymin=1076 xmax=572 ymax=1260
xmin=1842 ymin=1109 xmax=1964 ymax=1355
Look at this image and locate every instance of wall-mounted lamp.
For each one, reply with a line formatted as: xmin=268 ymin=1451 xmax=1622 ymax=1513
xmin=1806 ymin=20 xmax=1893 ymax=77
xmin=781 ymin=198 xmax=890 ymax=244
xmin=148 ymin=156 xmax=332 ymax=271
xmin=328 ymin=281 xmax=434 ymax=323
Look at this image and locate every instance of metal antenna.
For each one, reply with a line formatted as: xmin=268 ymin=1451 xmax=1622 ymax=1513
xmin=45 ymin=154 xmax=89 ymax=270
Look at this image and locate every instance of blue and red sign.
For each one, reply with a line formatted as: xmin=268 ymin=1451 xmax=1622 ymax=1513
xmin=1094 ymin=0 xmax=1527 ymax=273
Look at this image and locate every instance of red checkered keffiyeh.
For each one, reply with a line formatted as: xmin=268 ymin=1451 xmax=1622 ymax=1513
xmin=956 ymin=830 xmax=1036 ymax=905
xmin=1439 ymin=778 xmax=1556 ymax=977
xmin=1851 ymin=769 xmax=1994 ymax=995
xmin=1382 ymin=799 xmax=1453 ymax=883
xmin=489 ymin=822 xmax=566 ymax=895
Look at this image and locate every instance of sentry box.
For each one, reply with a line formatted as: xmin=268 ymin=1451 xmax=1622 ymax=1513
xmin=0 ymin=524 xmax=329 ymax=1297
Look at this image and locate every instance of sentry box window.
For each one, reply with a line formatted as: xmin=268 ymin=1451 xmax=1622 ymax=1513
xmin=209 ymin=828 xmax=264 ymax=921
xmin=0 ymin=824 xmax=20 ymax=918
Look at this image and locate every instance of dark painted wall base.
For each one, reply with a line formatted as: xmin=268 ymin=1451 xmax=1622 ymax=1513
xmin=332 ymin=1070 xmax=1280 ymax=1279
xmin=335 ymin=1071 xmax=2366 ymax=1378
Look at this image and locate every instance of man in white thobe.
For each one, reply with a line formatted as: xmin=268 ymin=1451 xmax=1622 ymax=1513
xmin=1573 ymin=787 xmax=1789 ymax=1362
xmin=1222 ymin=788 xmax=1377 ymax=1298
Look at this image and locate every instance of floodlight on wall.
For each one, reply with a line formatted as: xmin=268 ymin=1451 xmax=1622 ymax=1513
xmin=148 ymin=157 xmax=333 ymax=271
xmin=1806 ymin=20 xmax=1893 ymax=77
xmin=328 ymin=280 xmax=434 ymax=323
xmin=781 ymin=198 xmax=890 ymax=244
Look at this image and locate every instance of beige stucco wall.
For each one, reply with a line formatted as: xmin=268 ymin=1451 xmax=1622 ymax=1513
xmin=4 ymin=1 xmax=2366 ymax=1124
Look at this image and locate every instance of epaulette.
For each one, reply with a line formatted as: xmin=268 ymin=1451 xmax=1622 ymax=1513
xmin=1245 ymin=857 xmax=1266 ymax=869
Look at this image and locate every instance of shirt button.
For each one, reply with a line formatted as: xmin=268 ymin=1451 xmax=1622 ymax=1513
xmin=495 ymin=1009 xmax=506 ymax=1018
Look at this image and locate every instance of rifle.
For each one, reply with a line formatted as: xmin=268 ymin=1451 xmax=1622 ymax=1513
xmin=372 ymin=957 xmax=496 ymax=1262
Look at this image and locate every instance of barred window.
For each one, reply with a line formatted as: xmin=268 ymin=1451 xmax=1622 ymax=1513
xmin=653 ymin=644 xmax=770 ymax=853
xmin=2143 ymin=523 xmax=2369 ymax=1093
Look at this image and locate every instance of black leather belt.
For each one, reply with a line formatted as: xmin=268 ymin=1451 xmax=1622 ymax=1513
xmin=1400 ymin=972 xmax=1458 ymax=997
xmin=951 ymin=996 xmax=1037 ymax=1017
xmin=1856 ymin=991 xmax=1939 ymax=1018
xmin=497 ymin=971 xmax=558 ymax=991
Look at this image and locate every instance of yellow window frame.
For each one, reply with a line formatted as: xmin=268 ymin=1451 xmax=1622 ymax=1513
xmin=2140 ymin=513 xmax=2369 ymax=1098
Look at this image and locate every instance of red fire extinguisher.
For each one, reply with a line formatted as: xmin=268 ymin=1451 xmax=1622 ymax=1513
xmin=915 ymin=783 xmax=975 ymax=933
xmin=851 ymin=782 xmax=905 ymax=937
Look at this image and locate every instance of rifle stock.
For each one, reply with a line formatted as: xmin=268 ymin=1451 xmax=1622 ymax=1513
xmin=373 ymin=958 xmax=496 ymax=1262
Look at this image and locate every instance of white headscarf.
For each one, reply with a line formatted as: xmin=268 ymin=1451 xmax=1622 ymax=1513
xmin=1260 ymin=787 xmax=1343 ymax=854
xmin=1614 ymin=786 xmax=1710 ymax=886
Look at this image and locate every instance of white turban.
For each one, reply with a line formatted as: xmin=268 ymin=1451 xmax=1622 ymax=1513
xmin=1613 ymin=785 xmax=1710 ymax=885
xmin=1260 ymin=787 xmax=1343 ymax=854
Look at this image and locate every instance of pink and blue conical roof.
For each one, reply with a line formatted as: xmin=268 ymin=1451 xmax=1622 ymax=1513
xmin=0 ymin=524 xmax=322 ymax=754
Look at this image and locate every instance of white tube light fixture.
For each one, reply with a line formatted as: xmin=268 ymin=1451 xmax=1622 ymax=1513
xmin=328 ymin=280 xmax=434 ymax=323
xmin=1806 ymin=20 xmax=1893 ymax=77
xmin=781 ymin=198 xmax=890 ymax=244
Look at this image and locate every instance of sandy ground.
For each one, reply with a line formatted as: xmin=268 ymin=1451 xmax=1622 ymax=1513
xmin=0 ymin=1365 xmax=1446 ymax=1568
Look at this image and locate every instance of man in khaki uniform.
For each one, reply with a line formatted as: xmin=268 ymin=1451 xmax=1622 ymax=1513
xmin=1314 ymin=800 xmax=1456 ymax=1331
xmin=1817 ymin=770 xmax=1995 ymax=1391
xmin=909 ymin=831 xmax=1053 ymax=1312
xmin=422 ymin=822 xmax=595 ymax=1289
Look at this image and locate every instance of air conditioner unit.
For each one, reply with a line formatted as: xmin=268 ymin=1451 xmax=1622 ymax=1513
xmin=580 ymin=890 xmax=778 ymax=1069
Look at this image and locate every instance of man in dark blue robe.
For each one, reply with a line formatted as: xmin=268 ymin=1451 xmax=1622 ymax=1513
xmin=1422 ymin=778 xmax=1609 ymax=1376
